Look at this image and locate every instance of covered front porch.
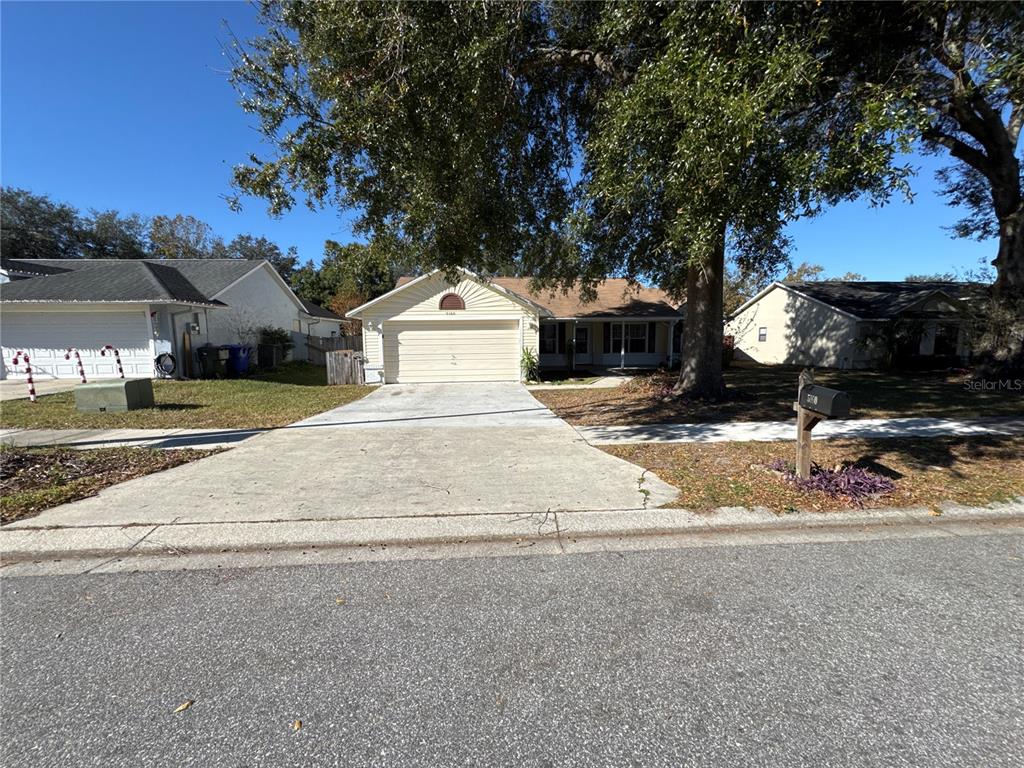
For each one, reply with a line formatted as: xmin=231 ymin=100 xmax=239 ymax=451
xmin=538 ymin=318 xmax=682 ymax=372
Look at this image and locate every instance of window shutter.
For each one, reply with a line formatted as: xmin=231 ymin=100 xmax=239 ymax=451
xmin=647 ymin=322 xmax=656 ymax=353
xmin=557 ymin=322 xmax=566 ymax=354
xmin=603 ymin=322 xmax=611 ymax=354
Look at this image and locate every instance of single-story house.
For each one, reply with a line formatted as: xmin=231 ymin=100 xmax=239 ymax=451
xmin=726 ymin=280 xmax=986 ymax=369
xmin=0 ymin=257 xmax=343 ymax=380
xmin=346 ymin=268 xmax=684 ymax=384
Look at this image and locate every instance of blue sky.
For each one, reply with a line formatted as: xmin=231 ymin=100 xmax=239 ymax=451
xmin=1 ymin=1 xmax=998 ymax=279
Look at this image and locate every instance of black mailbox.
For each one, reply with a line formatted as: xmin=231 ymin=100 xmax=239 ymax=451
xmin=799 ymin=385 xmax=851 ymax=418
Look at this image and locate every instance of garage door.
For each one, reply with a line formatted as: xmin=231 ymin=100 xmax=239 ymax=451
xmin=1 ymin=310 xmax=153 ymax=380
xmin=383 ymin=320 xmax=520 ymax=383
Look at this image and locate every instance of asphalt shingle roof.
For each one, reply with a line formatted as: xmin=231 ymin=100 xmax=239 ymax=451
xmin=395 ymin=274 xmax=682 ymax=318
xmin=300 ymin=299 xmax=343 ymax=320
xmin=781 ymin=281 xmax=988 ymax=319
xmin=0 ymin=259 xmax=262 ymax=305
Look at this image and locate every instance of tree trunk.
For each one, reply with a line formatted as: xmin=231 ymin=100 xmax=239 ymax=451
xmin=674 ymin=229 xmax=726 ymax=399
xmin=993 ymin=200 xmax=1024 ymax=299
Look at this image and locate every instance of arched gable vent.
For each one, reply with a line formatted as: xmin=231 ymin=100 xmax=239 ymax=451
xmin=439 ymin=293 xmax=466 ymax=310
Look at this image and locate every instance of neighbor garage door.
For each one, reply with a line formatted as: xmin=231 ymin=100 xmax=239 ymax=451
xmin=383 ymin=320 xmax=520 ymax=383
xmin=0 ymin=309 xmax=153 ymax=380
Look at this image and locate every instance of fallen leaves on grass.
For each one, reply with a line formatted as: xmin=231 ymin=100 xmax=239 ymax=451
xmin=605 ymin=436 xmax=1024 ymax=513
xmin=292 ymin=720 xmax=303 ymax=732
xmin=173 ymin=700 xmax=194 ymax=714
xmin=0 ymin=446 xmax=218 ymax=524
xmin=534 ymin=363 xmax=1024 ymax=426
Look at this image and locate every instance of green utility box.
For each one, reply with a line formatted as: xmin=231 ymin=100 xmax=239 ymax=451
xmin=74 ymin=379 xmax=156 ymax=413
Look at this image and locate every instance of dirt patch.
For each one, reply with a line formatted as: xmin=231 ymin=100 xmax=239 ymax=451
xmin=0 ymin=445 xmax=218 ymax=524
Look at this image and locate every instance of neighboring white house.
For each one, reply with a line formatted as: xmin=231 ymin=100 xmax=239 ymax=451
xmin=0 ymin=258 xmax=343 ymax=380
xmin=726 ymin=280 xmax=983 ymax=369
xmin=346 ymin=268 xmax=684 ymax=384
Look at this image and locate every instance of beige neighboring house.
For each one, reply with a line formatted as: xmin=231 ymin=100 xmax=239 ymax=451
xmin=726 ymin=280 xmax=985 ymax=369
xmin=346 ymin=268 xmax=684 ymax=384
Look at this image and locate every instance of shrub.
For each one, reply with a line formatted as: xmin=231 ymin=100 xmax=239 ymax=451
xmin=768 ymin=459 xmax=895 ymax=506
xmin=258 ymin=326 xmax=294 ymax=354
xmin=521 ymin=347 xmax=539 ymax=381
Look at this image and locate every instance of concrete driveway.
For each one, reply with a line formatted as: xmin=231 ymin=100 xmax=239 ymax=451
xmin=8 ymin=383 xmax=677 ymax=529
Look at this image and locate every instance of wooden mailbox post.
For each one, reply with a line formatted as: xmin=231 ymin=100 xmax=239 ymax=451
xmin=793 ymin=370 xmax=851 ymax=479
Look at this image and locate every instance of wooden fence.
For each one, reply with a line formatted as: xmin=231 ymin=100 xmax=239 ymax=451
xmin=306 ymin=334 xmax=363 ymax=366
xmin=326 ymin=350 xmax=365 ymax=385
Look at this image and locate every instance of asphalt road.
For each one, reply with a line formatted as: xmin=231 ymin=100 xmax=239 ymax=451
xmin=2 ymin=532 xmax=1022 ymax=767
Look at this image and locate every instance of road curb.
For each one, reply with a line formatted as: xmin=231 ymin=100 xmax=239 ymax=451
xmin=2 ymin=498 xmax=1022 ymax=565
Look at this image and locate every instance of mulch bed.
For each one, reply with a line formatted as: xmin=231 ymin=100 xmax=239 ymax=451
xmin=0 ymin=445 xmax=217 ymax=524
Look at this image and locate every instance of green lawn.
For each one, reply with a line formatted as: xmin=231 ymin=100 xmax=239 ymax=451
xmin=534 ymin=362 xmax=1024 ymax=425
xmin=0 ymin=363 xmax=370 ymax=430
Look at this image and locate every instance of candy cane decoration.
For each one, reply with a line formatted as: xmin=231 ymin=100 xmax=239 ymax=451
xmin=100 ymin=345 xmax=124 ymax=378
xmin=10 ymin=351 xmax=37 ymax=402
xmin=65 ymin=348 xmax=88 ymax=384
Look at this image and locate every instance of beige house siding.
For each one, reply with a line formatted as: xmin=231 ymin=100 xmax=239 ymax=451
xmin=727 ymin=285 xmax=865 ymax=368
xmin=358 ymin=273 xmax=539 ymax=383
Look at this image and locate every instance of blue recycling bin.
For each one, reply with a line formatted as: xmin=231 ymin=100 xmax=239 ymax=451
xmin=223 ymin=345 xmax=252 ymax=377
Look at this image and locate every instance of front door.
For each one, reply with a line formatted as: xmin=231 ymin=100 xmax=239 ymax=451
xmin=574 ymin=325 xmax=592 ymax=365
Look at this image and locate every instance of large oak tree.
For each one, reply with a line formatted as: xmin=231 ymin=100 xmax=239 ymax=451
xmin=229 ymin=1 xmax=1019 ymax=394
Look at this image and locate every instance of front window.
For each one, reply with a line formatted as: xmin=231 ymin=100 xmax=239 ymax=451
xmin=609 ymin=323 xmax=650 ymax=354
xmin=758 ymin=327 xmax=767 ymax=342
xmin=627 ymin=323 xmax=648 ymax=353
xmin=540 ymin=324 xmax=558 ymax=354
xmin=574 ymin=326 xmax=589 ymax=354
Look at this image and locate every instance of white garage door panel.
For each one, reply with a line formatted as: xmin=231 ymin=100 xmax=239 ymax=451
xmin=384 ymin=320 xmax=519 ymax=383
xmin=1 ymin=310 xmax=152 ymax=380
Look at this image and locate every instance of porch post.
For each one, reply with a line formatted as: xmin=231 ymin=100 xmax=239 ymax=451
xmin=619 ymin=322 xmax=625 ymax=369
xmin=571 ymin=320 xmax=577 ymax=372
xmin=668 ymin=319 xmax=677 ymax=366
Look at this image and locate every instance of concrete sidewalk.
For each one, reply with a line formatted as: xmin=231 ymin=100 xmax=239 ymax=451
xmin=2 ymin=497 xmax=1020 ymax=570
xmin=576 ymin=415 xmax=1024 ymax=444
xmin=0 ymin=427 xmax=264 ymax=450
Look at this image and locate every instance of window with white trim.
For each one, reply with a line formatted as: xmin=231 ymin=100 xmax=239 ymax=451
xmin=611 ymin=323 xmax=623 ymax=353
xmin=540 ymin=324 xmax=558 ymax=354
xmin=574 ymin=326 xmax=589 ymax=354
xmin=609 ymin=322 xmax=652 ymax=354
xmin=626 ymin=323 xmax=648 ymax=353
xmin=758 ymin=327 xmax=768 ymax=342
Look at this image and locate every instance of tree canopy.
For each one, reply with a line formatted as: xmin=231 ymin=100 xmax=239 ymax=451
xmin=232 ymin=0 xmax=949 ymax=395
xmin=0 ymin=187 xmax=303 ymax=281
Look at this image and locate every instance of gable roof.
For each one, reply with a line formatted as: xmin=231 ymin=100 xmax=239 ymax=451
xmin=347 ymin=268 xmax=554 ymax=318
xmin=730 ymin=280 xmax=988 ymax=321
xmin=0 ymin=259 xmax=234 ymax=306
xmin=383 ymin=272 xmax=682 ymax=319
xmin=782 ymin=281 xmax=986 ymax=319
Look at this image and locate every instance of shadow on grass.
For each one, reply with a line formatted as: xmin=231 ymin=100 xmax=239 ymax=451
xmin=850 ymin=435 xmax=1021 ymax=477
